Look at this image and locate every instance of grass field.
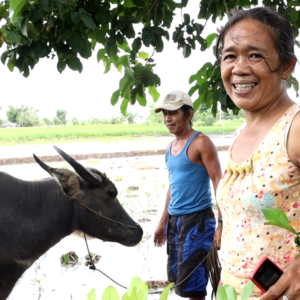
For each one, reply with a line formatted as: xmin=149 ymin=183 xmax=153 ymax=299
xmin=0 ymin=122 xmax=243 ymax=146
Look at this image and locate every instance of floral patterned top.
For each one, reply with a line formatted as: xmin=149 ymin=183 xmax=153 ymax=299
xmin=217 ymin=104 xmax=300 ymax=299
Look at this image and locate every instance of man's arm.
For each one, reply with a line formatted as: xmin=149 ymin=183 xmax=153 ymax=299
xmin=196 ymin=135 xmax=223 ymax=249
xmin=153 ymin=185 xmax=170 ymax=247
xmin=154 ymin=144 xmax=171 ymax=247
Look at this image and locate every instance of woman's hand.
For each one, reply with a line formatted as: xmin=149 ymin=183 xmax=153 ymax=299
xmin=260 ymin=258 xmax=300 ymax=300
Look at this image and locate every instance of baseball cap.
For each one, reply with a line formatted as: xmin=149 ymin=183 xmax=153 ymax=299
xmin=155 ymin=90 xmax=194 ymax=113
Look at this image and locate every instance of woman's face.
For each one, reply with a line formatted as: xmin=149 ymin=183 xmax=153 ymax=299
xmin=220 ymin=19 xmax=292 ymax=111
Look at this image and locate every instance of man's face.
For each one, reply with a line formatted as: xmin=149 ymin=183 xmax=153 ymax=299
xmin=162 ymin=108 xmax=189 ymax=135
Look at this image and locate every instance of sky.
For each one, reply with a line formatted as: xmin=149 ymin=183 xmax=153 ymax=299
xmin=1 ymin=3 xmax=300 ymax=122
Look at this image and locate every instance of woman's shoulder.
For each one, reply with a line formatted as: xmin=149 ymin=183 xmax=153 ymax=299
xmin=286 ymin=108 xmax=300 ymax=168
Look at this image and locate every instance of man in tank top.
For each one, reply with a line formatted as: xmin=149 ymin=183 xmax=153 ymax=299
xmin=153 ymin=90 xmax=222 ymax=300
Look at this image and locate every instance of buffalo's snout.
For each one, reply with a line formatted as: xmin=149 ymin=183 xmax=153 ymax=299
xmin=126 ymin=223 xmax=143 ymax=247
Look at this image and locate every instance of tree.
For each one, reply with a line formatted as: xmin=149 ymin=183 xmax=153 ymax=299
xmin=42 ymin=117 xmax=53 ymax=126
xmin=6 ymin=105 xmax=20 ymax=123
xmin=6 ymin=105 xmax=39 ymax=127
xmin=147 ymin=103 xmax=163 ymax=124
xmin=71 ymin=117 xmax=80 ymax=125
xmin=55 ymin=109 xmax=67 ymax=126
xmin=0 ymin=1 xmax=299 ymax=116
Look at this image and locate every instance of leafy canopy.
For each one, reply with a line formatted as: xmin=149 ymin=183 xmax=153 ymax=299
xmin=0 ymin=0 xmax=299 ymax=115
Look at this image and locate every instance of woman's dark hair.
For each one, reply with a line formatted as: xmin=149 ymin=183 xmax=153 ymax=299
xmin=215 ymin=7 xmax=296 ymax=65
xmin=181 ymin=104 xmax=194 ymax=126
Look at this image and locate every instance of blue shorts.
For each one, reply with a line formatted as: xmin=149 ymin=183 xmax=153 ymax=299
xmin=166 ymin=207 xmax=216 ymax=298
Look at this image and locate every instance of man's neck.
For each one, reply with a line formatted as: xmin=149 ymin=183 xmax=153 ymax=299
xmin=174 ymin=127 xmax=195 ymax=143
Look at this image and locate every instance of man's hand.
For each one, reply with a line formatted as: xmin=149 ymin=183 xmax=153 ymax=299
xmin=214 ymin=223 xmax=222 ymax=250
xmin=260 ymin=258 xmax=300 ymax=300
xmin=154 ymin=226 xmax=166 ymax=247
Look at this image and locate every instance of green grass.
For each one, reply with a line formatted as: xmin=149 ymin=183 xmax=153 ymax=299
xmin=0 ymin=122 xmax=243 ymax=146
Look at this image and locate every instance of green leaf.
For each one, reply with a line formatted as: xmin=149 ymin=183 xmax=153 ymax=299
xmin=206 ymin=33 xmax=217 ymax=48
xmin=2 ymin=27 xmax=21 ymax=44
xmin=79 ymin=40 xmax=92 ymax=59
xmin=136 ymin=93 xmax=146 ymax=106
xmin=154 ymin=35 xmax=164 ymax=52
xmin=11 ymin=0 xmax=29 ymax=22
xmin=199 ymin=81 xmax=211 ymax=94
xmin=220 ymin=91 xmax=227 ymax=105
xmin=142 ymin=30 xmax=154 ymax=47
xmin=1 ymin=51 xmax=8 ymax=65
xmin=120 ymin=98 xmax=129 ymax=116
xmin=105 ymin=38 xmax=118 ymax=56
xmin=34 ymin=43 xmax=49 ymax=58
xmin=10 ymin=0 xmax=25 ymax=11
xmin=159 ymin=282 xmax=174 ymax=300
xmin=103 ymin=57 xmax=111 ymax=74
xmin=57 ymin=59 xmax=66 ymax=73
xmin=71 ymin=12 xmax=82 ymax=24
xmin=217 ymin=285 xmax=237 ymax=300
xmin=126 ymin=276 xmax=142 ymax=297
xmin=110 ymin=55 xmax=119 ymax=68
xmin=120 ymin=76 xmax=130 ymax=94
xmin=111 ymin=90 xmax=120 ymax=106
xmin=87 ymin=288 xmax=97 ymax=300
xmin=290 ymin=7 xmax=299 ymax=22
xmin=7 ymin=58 xmax=15 ymax=72
xmin=61 ymin=29 xmax=72 ymax=42
xmin=164 ymin=0 xmax=177 ymax=10
xmin=69 ymin=33 xmax=84 ymax=52
xmin=95 ymin=29 xmax=106 ymax=43
xmin=27 ymin=23 xmax=39 ymax=40
xmin=67 ymin=57 xmax=83 ymax=73
xmin=118 ymin=55 xmax=130 ymax=67
xmin=189 ymin=85 xmax=199 ymax=96
xmin=95 ymin=8 xmax=110 ymax=24
xmin=125 ymin=66 xmax=134 ymax=78
xmin=262 ymin=208 xmax=298 ymax=234
xmin=138 ymin=51 xmax=149 ymax=60
xmin=102 ymin=286 xmax=120 ymax=300
xmin=141 ymin=71 xmax=155 ymax=87
xmin=120 ymin=79 xmax=132 ymax=99
xmin=41 ymin=0 xmax=53 ymax=12
xmin=241 ymin=281 xmax=254 ymax=300
xmin=97 ymin=49 xmax=106 ymax=62
xmin=132 ymin=37 xmax=142 ymax=53
xmin=29 ymin=7 xmax=43 ymax=22
xmin=81 ymin=14 xmax=97 ymax=30
xmin=183 ymin=44 xmax=191 ymax=58
xmin=183 ymin=13 xmax=190 ymax=25
xmin=148 ymin=85 xmax=160 ymax=102
xmin=124 ymin=0 xmax=136 ymax=7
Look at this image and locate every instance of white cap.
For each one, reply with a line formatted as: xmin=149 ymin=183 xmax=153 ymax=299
xmin=155 ymin=90 xmax=193 ymax=113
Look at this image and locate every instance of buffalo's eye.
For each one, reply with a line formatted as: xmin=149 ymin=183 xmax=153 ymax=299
xmin=108 ymin=190 xmax=117 ymax=199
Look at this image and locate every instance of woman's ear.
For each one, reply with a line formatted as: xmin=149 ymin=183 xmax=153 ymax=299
xmin=282 ymin=57 xmax=297 ymax=80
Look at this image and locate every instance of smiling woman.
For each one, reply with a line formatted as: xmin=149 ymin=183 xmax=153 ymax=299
xmin=215 ymin=7 xmax=300 ymax=300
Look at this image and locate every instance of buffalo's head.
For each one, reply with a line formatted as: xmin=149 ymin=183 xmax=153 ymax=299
xmin=33 ymin=146 xmax=143 ymax=247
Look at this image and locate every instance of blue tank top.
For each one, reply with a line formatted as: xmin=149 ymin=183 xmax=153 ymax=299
xmin=166 ymin=131 xmax=213 ymax=216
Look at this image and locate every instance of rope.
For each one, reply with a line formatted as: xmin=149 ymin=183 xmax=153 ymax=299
xmin=76 ymin=199 xmax=137 ymax=228
xmin=84 ymin=234 xmax=128 ymax=289
xmin=79 ymin=202 xmax=221 ymax=298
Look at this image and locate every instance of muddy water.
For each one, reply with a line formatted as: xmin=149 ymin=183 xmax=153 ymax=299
xmin=2 ymin=152 xmax=228 ymax=300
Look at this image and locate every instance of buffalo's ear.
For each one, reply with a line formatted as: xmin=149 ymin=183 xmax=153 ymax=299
xmin=49 ymin=168 xmax=84 ymax=199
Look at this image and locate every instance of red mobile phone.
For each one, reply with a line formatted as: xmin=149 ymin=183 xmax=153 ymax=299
xmin=249 ymin=257 xmax=283 ymax=294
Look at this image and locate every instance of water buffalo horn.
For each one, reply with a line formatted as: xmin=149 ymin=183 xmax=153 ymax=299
xmin=33 ymin=154 xmax=53 ymax=172
xmin=53 ymin=146 xmax=103 ymax=185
